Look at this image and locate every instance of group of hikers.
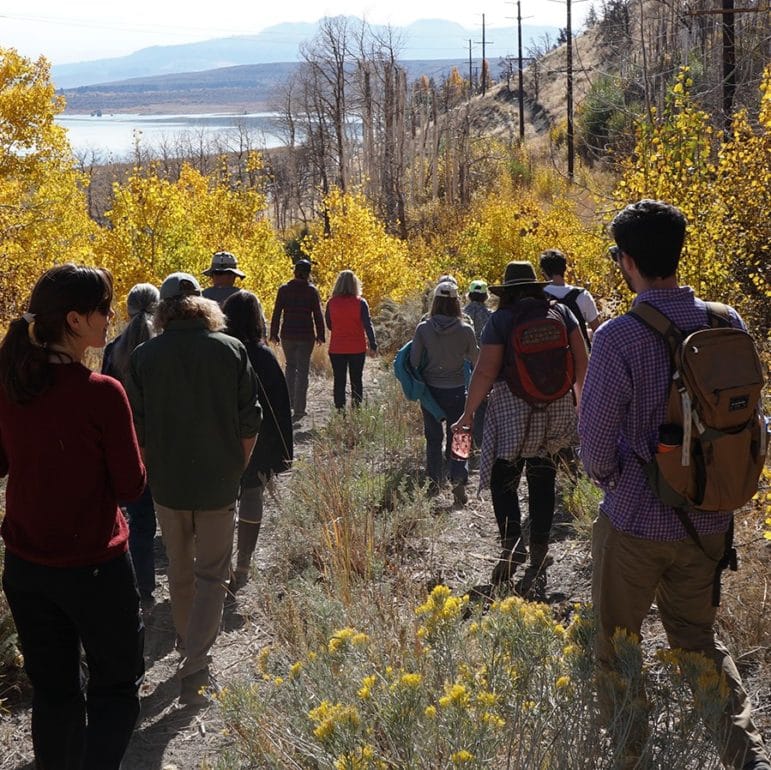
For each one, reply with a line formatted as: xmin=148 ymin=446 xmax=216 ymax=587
xmin=0 ymin=198 xmax=768 ymax=770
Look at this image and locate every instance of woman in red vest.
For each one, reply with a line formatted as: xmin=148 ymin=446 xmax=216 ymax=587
xmin=324 ymin=270 xmax=378 ymax=410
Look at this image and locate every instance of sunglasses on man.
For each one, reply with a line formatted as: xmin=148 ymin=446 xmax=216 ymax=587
xmin=608 ymin=245 xmax=621 ymax=263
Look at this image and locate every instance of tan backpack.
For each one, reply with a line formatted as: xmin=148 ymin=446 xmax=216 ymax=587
xmin=630 ymin=301 xmax=769 ymax=604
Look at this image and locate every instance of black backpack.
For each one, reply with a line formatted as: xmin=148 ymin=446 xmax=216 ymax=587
xmin=553 ymin=287 xmax=590 ymax=350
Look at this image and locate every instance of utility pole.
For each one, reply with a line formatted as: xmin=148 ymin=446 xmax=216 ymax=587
xmin=468 ymin=39 xmax=473 ymax=100
xmin=517 ymin=0 xmax=525 ymax=140
xmin=476 ymin=14 xmax=494 ymax=96
xmin=722 ymin=0 xmax=736 ymax=135
xmin=482 ymin=14 xmax=488 ymax=95
xmin=547 ymin=0 xmax=585 ymax=180
xmin=687 ymin=3 xmax=764 ymax=136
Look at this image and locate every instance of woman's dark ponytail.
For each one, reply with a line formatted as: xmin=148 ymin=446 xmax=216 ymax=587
xmin=0 ymin=318 xmax=51 ymax=403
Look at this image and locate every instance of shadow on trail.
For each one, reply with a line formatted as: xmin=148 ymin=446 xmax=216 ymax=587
xmin=141 ymin=599 xmax=177 ymax=667
xmin=122 ymin=688 xmax=204 ymax=770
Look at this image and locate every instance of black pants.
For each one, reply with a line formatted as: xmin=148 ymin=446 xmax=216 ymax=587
xmin=329 ymin=352 xmax=366 ymax=409
xmin=2 ymin=551 xmax=145 ymax=770
xmin=489 ymin=456 xmax=557 ymax=546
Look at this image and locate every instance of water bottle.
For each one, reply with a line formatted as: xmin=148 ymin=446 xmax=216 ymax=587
xmin=657 ymin=423 xmax=683 ymax=454
xmin=451 ymin=426 xmax=472 ymax=460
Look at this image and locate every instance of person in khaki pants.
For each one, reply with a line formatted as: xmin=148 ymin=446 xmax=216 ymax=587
xmin=579 ymin=200 xmax=769 ymax=770
xmin=127 ymin=272 xmax=260 ymax=707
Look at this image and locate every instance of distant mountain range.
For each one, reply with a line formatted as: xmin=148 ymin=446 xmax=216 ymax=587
xmin=58 ymin=59 xmax=493 ymax=115
xmin=52 ymin=18 xmax=559 ymax=90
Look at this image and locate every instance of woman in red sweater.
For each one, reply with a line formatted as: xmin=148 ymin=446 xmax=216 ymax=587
xmin=0 ymin=264 xmax=146 ymax=770
xmin=324 ymin=270 xmax=378 ymax=410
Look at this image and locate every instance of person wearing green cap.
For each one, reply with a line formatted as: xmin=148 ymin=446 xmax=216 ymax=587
xmin=463 ymin=279 xmax=491 ymax=346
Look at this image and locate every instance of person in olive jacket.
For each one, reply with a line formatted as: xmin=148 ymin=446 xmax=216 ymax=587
xmin=127 ymin=272 xmax=261 ymax=707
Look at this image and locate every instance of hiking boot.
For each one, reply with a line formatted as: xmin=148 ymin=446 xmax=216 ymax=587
xmin=230 ymin=567 xmax=249 ymax=594
xmin=743 ymin=759 xmax=771 ymax=770
xmin=452 ymin=482 xmax=468 ymax=507
xmin=179 ymin=667 xmax=218 ymax=708
xmin=235 ymin=519 xmax=260 ymax=585
xmin=529 ymin=542 xmax=554 ymax=570
xmin=426 ymin=480 xmax=441 ymax=499
xmin=515 ymin=567 xmax=547 ymax=601
xmin=491 ymin=539 xmax=528 ymax=584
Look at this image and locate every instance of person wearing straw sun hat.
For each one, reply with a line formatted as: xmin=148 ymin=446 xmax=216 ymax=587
xmin=202 ymin=251 xmax=246 ymax=307
xmin=452 ymin=260 xmax=588 ymax=595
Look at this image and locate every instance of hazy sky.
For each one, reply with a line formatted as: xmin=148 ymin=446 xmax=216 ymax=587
xmin=3 ymin=0 xmax=589 ymax=64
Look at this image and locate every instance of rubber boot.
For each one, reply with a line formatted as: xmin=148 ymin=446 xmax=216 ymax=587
xmin=232 ymin=519 xmax=261 ymax=593
xmin=491 ymin=537 xmax=528 ymax=584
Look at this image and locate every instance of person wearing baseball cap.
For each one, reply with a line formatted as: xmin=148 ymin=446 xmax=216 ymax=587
xmin=202 ymin=251 xmax=245 ymax=307
xmin=126 ymin=271 xmax=261 ymax=706
xmin=463 ymin=279 xmax=492 ymax=451
xmin=409 ymin=279 xmax=479 ymax=506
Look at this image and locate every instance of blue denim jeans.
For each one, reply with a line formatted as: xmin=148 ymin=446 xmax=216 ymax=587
xmin=421 ymin=385 xmax=468 ymax=488
xmin=124 ymin=484 xmax=156 ymax=598
xmin=3 ymin=551 xmax=144 ymax=770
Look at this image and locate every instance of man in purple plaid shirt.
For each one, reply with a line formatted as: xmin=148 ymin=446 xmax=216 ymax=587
xmin=579 ymin=200 xmax=769 ymax=770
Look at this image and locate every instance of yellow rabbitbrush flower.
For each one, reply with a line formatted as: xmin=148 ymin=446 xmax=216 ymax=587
xmin=329 ymin=627 xmax=370 ymax=654
xmin=308 ymin=700 xmax=362 ymax=742
xmin=438 ymin=683 xmax=470 ymax=710
xmin=415 ymin=585 xmax=469 ymax=641
xmin=398 ymin=672 xmax=422 ymax=689
xmin=480 ymin=712 xmax=506 ymax=729
xmin=334 ymin=744 xmax=386 ymax=770
xmin=256 ymin=646 xmax=271 ymax=677
xmin=451 ymin=750 xmax=474 ymax=764
xmin=358 ymin=675 xmax=377 ymax=700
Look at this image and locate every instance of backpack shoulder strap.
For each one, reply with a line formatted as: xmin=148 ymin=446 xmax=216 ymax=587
xmin=628 ymin=301 xmax=683 ymax=360
xmin=704 ymin=300 xmax=733 ymax=329
xmin=563 ymin=287 xmax=583 ymax=303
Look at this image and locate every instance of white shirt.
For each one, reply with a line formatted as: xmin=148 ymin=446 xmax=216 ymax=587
xmin=544 ymin=283 xmax=599 ymax=325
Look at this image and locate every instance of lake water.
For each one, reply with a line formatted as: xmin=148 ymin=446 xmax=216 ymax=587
xmin=56 ymin=112 xmax=285 ymax=161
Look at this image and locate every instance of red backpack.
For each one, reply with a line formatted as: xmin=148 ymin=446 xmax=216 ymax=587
xmin=502 ymin=298 xmax=575 ymax=406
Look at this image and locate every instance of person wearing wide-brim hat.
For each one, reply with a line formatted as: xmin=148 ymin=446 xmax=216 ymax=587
xmin=487 ymin=260 xmax=551 ymax=295
xmin=452 ymin=260 xmax=588 ymax=595
xmin=202 ymin=251 xmax=246 ymax=307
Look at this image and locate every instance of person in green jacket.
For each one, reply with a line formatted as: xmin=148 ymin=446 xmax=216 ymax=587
xmin=127 ymin=272 xmax=261 ymax=707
